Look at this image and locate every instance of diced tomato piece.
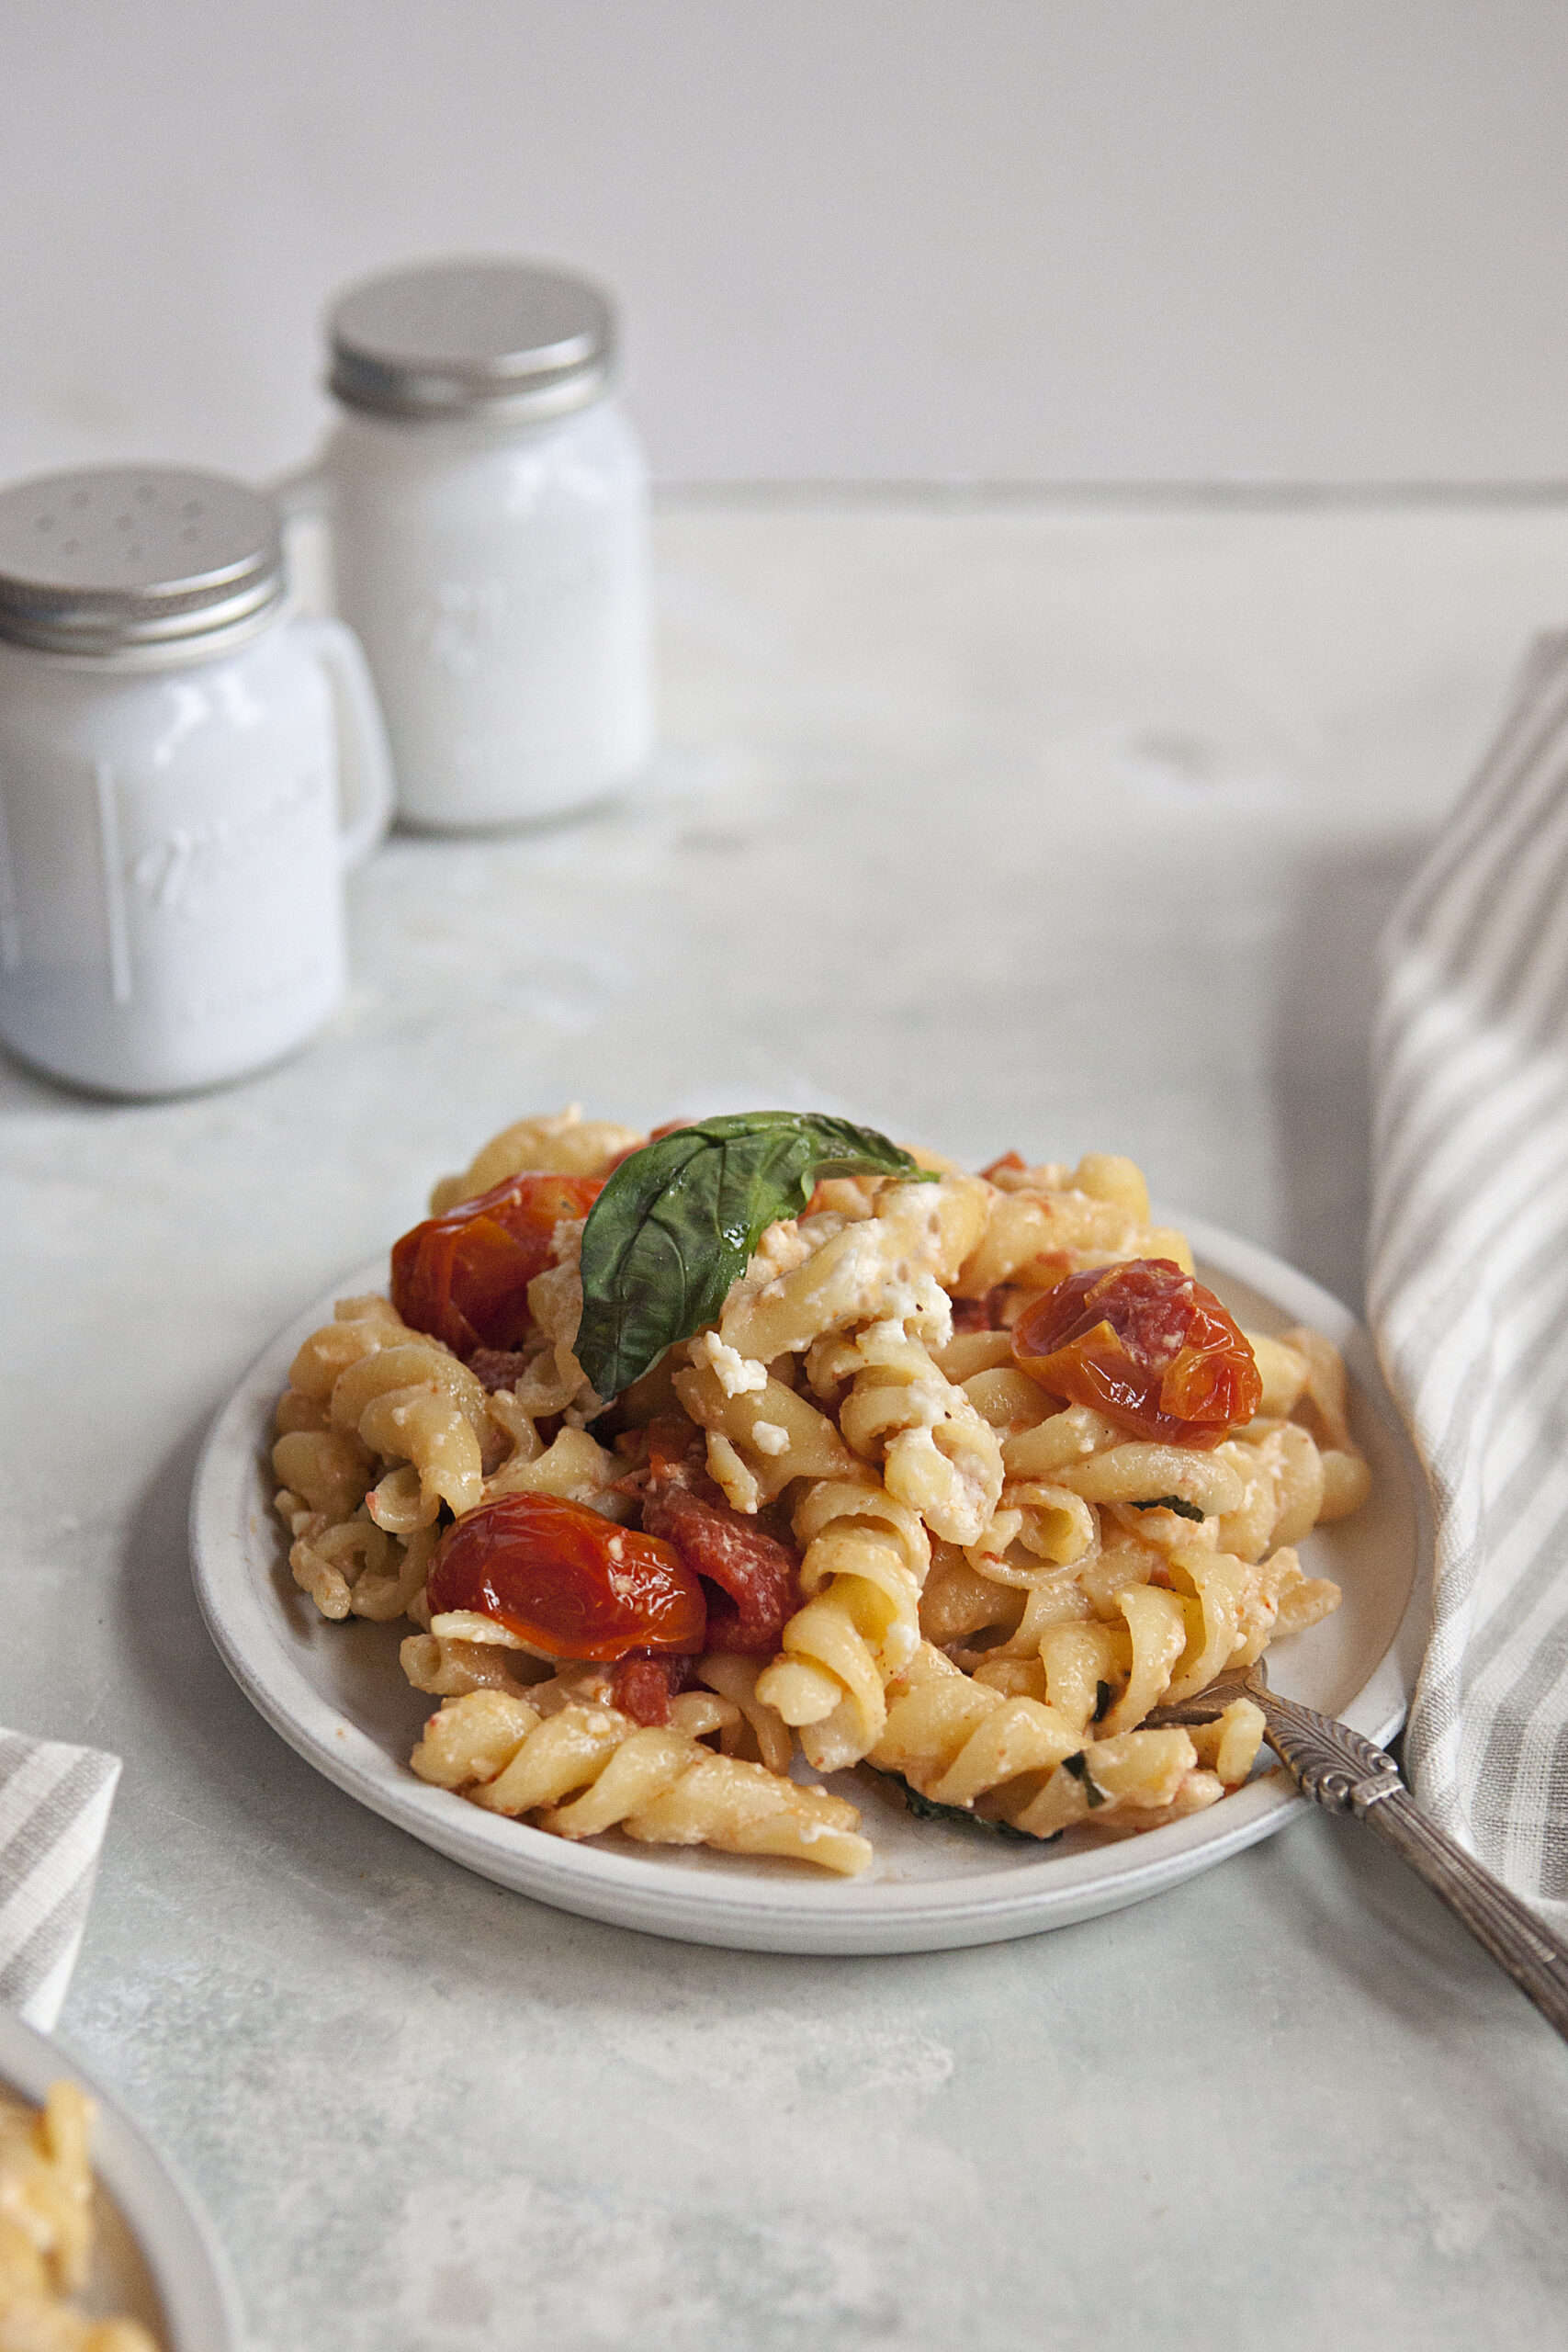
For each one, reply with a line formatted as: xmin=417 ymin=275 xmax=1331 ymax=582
xmin=466 ymin=1348 xmax=533 ymax=1392
xmin=614 ymin=1417 xmax=800 ymax=1655
xmin=1011 ymin=1258 xmax=1260 ymax=1448
xmin=951 ymin=1289 xmax=1010 ymax=1334
xmin=426 ymin=1493 xmax=706 ymax=1660
xmin=390 ymin=1170 xmax=603 ymax=1356
xmin=640 ymin=1416 xmax=705 ymax=1487
xmin=637 ymin=1423 xmax=800 ymax=1655
xmin=608 ymin=1654 xmax=696 ymax=1725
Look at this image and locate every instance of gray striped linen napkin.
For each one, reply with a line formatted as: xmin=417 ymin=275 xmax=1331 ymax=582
xmin=0 ymin=1729 xmax=120 ymax=2030
xmin=1371 ymin=632 xmax=1568 ymax=1925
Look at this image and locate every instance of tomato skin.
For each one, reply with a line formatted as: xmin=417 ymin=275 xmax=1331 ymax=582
xmin=608 ymin=1654 xmax=696 ymax=1725
xmin=1011 ymin=1259 xmax=1260 ymax=1448
xmin=641 ymin=1482 xmax=799 ymax=1654
xmin=427 ymin=1493 xmax=706 ymax=1660
xmin=390 ymin=1170 xmax=604 ymax=1356
xmin=630 ymin=1418 xmax=801 ymax=1656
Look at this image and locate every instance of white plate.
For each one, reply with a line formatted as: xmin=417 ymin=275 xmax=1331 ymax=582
xmin=190 ymin=1218 xmax=1430 ymax=1956
xmin=0 ymin=2007 xmax=242 ymax=2349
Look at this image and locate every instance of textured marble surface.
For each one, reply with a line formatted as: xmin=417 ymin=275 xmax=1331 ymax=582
xmin=6 ymin=496 xmax=1568 ymax=2349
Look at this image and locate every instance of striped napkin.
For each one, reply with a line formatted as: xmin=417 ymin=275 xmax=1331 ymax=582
xmin=0 ymin=1730 xmax=120 ymax=2030
xmin=1371 ymin=633 xmax=1568 ymax=1926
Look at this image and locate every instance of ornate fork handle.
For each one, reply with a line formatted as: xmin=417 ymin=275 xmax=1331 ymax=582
xmin=1256 ymin=1687 xmax=1568 ymax=2040
xmin=1149 ymin=1674 xmax=1568 ymax=2041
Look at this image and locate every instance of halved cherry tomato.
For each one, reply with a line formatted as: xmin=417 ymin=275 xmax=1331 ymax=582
xmin=1011 ymin=1258 xmax=1260 ymax=1448
xmin=390 ymin=1170 xmax=604 ymax=1356
xmin=426 ymin=1492 xmax=706 ymax=1660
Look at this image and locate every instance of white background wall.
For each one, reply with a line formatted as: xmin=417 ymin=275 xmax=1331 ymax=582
xmin=3 ymin=1 xmax=1567 ymax=488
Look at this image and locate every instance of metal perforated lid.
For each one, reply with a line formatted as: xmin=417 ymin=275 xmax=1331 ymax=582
xmin=0 ymin=467 xmax=285 ymax=656
xmin=327 ymin=258 xmax=615 ymax=421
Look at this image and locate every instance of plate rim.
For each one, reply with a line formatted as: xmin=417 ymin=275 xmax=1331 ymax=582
xmin=0 ymin=2005 xmax=243 ymax=2351
xmin=188 ymin=1213 xmax=1432 ymax=1956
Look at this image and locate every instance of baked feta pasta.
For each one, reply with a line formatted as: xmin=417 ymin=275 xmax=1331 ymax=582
xmin=271 ymin=1109 xmax=1370 ymax=1875
xmin=0 ymin=2079 xmax=160 ymax=2351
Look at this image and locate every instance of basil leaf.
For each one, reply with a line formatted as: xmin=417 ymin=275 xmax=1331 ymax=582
xmin=1061 ymin=1750 xmax=1106 ymax=1807
xmin=575 ymin=1112 xmax=931 ymax=1397
xmin=882 ymin=1774 xmax=1043 ymax=1843
xmin=1130 ymin=1494 xmax=1206 ymax=1522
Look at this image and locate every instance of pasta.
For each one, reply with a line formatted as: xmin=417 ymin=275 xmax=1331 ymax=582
xmin=0 ymin=2080 xmax=159 ymax=2351
xmin=270 ymin=1105 xmax=1371 ymax=1877
xmin=410 ymin=1682 xmax=871 ymax=1872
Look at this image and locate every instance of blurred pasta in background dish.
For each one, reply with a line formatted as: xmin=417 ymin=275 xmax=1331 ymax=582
xmin=0 ymin=2079 xmax=160 ymax=2350
xmin=270 ymin=1109 xmax=1370 ymax=1875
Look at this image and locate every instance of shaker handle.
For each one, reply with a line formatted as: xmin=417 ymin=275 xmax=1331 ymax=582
xmin=296 ymin=615 xmax=395 ymax=870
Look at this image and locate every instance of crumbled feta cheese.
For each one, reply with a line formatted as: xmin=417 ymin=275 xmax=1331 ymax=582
xmin=750 ymin=1420 xmax=790 ymax=1456
xmin=691 ymin=1329 xmax=769 ymax=1396
xmin=548 ymin=1216 xmax=586 ymax=1270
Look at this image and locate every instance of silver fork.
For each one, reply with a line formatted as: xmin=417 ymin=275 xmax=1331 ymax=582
xmin=1145 ymin=1657 xmax=1568 ymax=2041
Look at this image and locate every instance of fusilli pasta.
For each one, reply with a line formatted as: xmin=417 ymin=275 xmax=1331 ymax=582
xmin=411 ymin=1687 xmax=871 ymax=1873
xmin=268 ymin=1107 xmax=1371 ymax=1877
xmin=0 ymin=2081 xmax=159 ymax=2351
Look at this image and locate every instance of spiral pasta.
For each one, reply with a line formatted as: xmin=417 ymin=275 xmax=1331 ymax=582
xmin=871 ymin=1642 xmax=1264 ymax=1835
xmin=836 ymin=1317 xmax=1004 ymax=1545
xmin=708 ymin=1178 xmax=1003 ymax=1770
xmin=754 ymin=1474 xmax=933 ymax=1770
xmin=268 ymin=1108 xmax=1372 ymax=1875
xmin=673 ymin=1355 xmax=853 ymax=1513
xmin=427 ymin=1104 xmax=644 ymax=1213
xmin=410 ymin=1688 xmax=872 ymax=1873
xmin=907 ymin=1321 xmax=1348 ymax=1765
xmin=953 ymin=1151 xmax=1194 ymax=1295
xmin=754 ymin=1328 xmax=1004 ymax=1767
xmin=0 ymin=2081 xmax=159 ymax=2351
xmin=272 ymin=1282 xmax=621 ymax=1621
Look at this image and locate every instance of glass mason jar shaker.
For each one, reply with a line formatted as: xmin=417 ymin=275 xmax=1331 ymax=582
xmin=0 ymin=466 xmax=393 ymax=1097
xmin=289 ymin=256 xmax=654 ymax=831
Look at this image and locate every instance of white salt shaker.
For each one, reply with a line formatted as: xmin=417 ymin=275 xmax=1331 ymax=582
xmin=0 ymin=465 xmax=393 ymax=1097
xmin=289 ymin=256 xmax=654 ymax=831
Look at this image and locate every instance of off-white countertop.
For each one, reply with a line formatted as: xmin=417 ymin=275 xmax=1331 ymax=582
xmin=6 ymin=494 xmax=1568 ymax=2350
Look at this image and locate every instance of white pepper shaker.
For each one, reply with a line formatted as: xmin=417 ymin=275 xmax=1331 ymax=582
xmin=291 ymin=256 xmax=654 ymax=831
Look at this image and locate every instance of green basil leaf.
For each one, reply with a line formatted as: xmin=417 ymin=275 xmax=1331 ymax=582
xmin=574 ymin=1112 xmax=931 ymax=1398
xmin=883 ymin=1774 xmax=1044 ymax=1843
xmin=1130 ymin=1495 xmax=1206 ymax=1522
xmin=1061 ymin=1750 xmax=1106 ymax=1807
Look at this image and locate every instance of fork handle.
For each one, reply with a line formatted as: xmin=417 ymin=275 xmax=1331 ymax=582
xmin=1257 ymin=1687 xmax=1568 ymax=2042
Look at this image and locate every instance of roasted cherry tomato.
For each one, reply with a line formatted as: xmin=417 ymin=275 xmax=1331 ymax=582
xmin=426 ymin=1492 xmax=706 ymax=1660
xmin=1011 ymin=1258 xmax=1260 ymax=1448
xmin=390 ymin=1170 xmax=604 ymax=1356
